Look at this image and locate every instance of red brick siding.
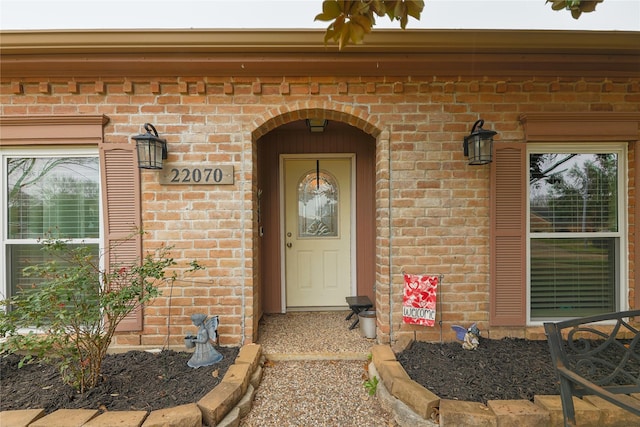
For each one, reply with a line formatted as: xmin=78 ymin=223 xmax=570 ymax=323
xmin=1 ymin=75 xmax=638 ymax=347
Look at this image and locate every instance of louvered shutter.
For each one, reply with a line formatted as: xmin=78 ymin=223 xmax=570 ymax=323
xmin=490 ymin=143 xmax=526 ymax=326
xmin=99 ymin=143 xmax=143 ymax=331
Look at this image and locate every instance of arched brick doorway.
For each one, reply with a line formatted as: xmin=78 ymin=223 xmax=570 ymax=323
xmin=257 ymin=119 xmax=376 ymax=314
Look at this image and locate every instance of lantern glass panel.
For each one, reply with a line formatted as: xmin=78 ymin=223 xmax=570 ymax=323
xmin=136 ymin=140 xmax=150 ymax=167
xmin=150 ymin=140 xmax=164 ymax=168
xmin=468 ymin=135 xmax=493 ymax=165
xmin=136 ymin=139 xmax=165 ymax=169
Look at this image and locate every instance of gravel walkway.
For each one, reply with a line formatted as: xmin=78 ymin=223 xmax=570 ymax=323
xmin=240 ymin=311 xmax=396 ymax=426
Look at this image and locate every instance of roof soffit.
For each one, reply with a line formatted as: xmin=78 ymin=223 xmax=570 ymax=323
xmin=1 ymin=29 xmax=639 ymax=78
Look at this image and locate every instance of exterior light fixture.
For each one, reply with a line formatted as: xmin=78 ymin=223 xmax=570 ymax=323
xmin=133 ymin=123 xmax=167 ymax=169
xmin=463 ymin=119 xmax=497 ymax=165
xmin=306 ymin=118 xmax=328 ymax=133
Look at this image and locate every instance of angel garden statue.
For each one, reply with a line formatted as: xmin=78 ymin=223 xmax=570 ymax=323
xmin=451 ymin=323 xmax=481 ymax=350
xmin=186 ymin=313 xmax=223 ymax=368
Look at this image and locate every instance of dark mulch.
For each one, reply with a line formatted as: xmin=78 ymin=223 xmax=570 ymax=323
xmin=396 ymin=337 xmax=560 ymax=404
xmin=1 ymin=338 xmax=559 ymax=414
xmin=0 ymin=347 xmax=239 ymax=413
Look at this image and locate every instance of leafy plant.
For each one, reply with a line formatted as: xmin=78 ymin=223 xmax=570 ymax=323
xmin=546 ymin=0 xmax=603 ymax=19
xmin=364 ymin=375 xmax=379 ymax=396
xmin=314 ymin=1 xmax=606 ymax=49
xmin=0 ymin=233 xmax=197 ymax=393
xmin=315 ymin=0 xmax=424 ymax=49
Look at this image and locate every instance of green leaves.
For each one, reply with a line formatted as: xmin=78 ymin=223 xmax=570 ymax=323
xmin=315 ymin=0 xmax=342 ymax=21
xmin=0 ymin=235 xmax=180 ymax=392
xmin=316 ymin=0 xmax=424 ymax=49
xmin=317 ymin=1 xmax=606 ymax=48
xmin=363 ymin=375 xmax=379 ymax=396
xmin=546 ymin=0 xmax=604 ymax=19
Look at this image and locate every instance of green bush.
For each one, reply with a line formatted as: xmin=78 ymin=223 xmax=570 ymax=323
xmin=0 ymin=234 xmax=197 ymax=392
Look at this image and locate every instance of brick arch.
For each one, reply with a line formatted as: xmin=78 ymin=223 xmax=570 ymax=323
xmin=250 ymin=101 xmax=382 ymax=140
xmin=250 ymin=101 xmax=392 ymax=343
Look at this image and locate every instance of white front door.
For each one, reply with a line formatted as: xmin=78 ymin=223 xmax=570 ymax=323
xmin=282 ymin=156 xmax=353 ymax=309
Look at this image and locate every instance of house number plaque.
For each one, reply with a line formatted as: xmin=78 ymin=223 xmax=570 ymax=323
xmin=160 ymin=164 xmax=234 ymax=185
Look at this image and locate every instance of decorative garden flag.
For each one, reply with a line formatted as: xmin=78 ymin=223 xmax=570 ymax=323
xmin=402 ymin=273 xmax=439 ymax=326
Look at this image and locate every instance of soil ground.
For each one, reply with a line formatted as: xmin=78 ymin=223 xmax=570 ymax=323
xmin=396 ymin=337 xmax=559 ymax=404
xmin=0 ymin=338 xmax=558 ymax=413
xmin=0 ymin=347 xmax=239 ymax=413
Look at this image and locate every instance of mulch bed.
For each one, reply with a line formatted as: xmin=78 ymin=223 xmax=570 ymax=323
xmin=396 ymin=337 xmax=560 ymax=404
xmin=1 ymin=338 xmax=559 ymax=413
xmin=0 ymin=347 xmax=239 ymax=413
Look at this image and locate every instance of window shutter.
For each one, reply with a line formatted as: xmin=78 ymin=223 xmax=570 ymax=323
xmin=490 ymin=142 xmax=526 ymax=326
xmin=99 ymin=143 xmax=142 ymax=331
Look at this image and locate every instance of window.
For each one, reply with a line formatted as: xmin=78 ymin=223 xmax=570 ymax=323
xmin=1 ymin=115 xmax=143 ymax=330
xmin=297 ymin=169 xmax=339 ymax=237
xmin=1 ymin=148 xmax=100 ymax=300
xmin=491 ymin=113 xmax=639 ymax=327
xmin=527 ymin=144 xmax=626 ymax=321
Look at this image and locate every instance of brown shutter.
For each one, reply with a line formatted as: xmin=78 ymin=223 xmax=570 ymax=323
xmin=99 ymin=143 xmax=143 ymax=331
xmin=490 ymin=142 xmax=526 ymax=326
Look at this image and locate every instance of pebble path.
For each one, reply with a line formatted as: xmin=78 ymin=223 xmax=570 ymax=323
xmin=240 ymin=359 xmax=396 ymax=426
xmin=239 ymin=311 xmax=396 ymax=426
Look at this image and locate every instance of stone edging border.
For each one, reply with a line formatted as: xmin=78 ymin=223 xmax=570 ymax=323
xmin=370 ymin=344 xmax=440 ymax=427
xmin=4 ymin=342 xmax=637 ymax=426
xmin=369 ymin=343 xmax=640 ymax=427
xmin=0 ymin=343 xmax=264 ymax=427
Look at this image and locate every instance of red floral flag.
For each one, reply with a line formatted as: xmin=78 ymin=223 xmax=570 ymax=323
xmin=402 ymin=273 xmax=438 ymax=326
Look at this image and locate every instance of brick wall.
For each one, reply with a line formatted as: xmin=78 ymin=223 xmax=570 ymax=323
xmin=2 ymin=75 xmax=639 ymax=347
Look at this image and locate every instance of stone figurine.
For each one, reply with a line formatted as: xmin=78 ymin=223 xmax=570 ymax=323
xmin=186 ymin=313 xmax=223 ymax=368
xmin=451 ymin=323 xmax=481 ymax=350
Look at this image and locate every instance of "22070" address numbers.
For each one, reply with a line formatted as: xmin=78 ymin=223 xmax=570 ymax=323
xmin=159 ymin=164 xmax=234 ymax=185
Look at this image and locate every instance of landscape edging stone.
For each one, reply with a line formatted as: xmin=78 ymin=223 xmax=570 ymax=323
xmin=0 ymin=343 xmax=263 ymax=427
xmin=372 ymin=343 xmax=639 ymax=426
xmin=369 ymin=344 xmax=545 ymax=427
xmin=196 ymin=343 xmax=263 ymax=426
xmin=369 ymin=360 xmax=438 ymax=427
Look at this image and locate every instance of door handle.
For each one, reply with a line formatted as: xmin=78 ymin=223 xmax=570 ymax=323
xmin=286 ymin=242 xmax=292 ymax=248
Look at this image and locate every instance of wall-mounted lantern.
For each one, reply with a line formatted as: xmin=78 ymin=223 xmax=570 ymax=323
xmin=133 ymin=123 xmax=167 ymax=169
xmin=463 ymin=119 xmax=497 ymax=165
xmin=306 ymin=118 xmax=328 ymax=133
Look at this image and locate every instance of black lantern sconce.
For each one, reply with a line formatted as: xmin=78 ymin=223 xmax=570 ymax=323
xmin=306 ymin=118 xmax=328 ymax=133
xmin=463 ymin=119 xmax=497 ymax=165
xmin=133 ymin=123 xmax=168 ymax=170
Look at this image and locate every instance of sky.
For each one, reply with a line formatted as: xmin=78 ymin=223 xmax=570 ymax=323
xmin=0 ymin=0 xmax=638 ymax=31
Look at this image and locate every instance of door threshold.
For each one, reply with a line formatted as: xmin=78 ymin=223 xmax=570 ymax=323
xmin=286 ymin=306 xmax=348 ymax=312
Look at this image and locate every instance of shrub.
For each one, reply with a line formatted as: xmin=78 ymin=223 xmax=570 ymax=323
xmin=0 ymin=234 xmax=197 ymax=392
